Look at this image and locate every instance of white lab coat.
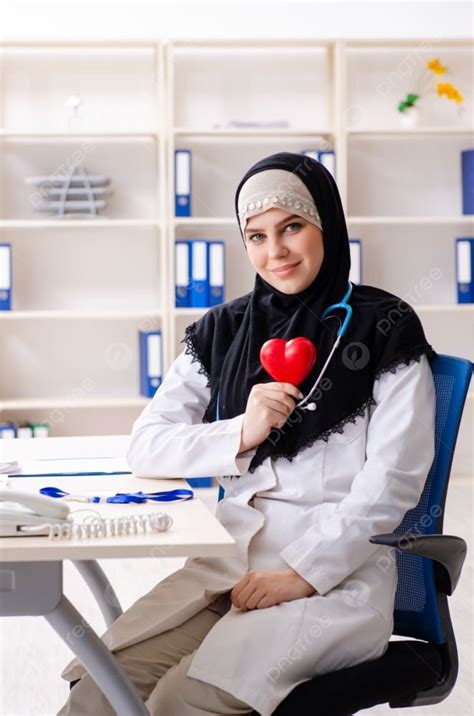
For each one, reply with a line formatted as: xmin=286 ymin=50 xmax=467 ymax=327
xmin=63 ymin=349 xmax=436 ymax=716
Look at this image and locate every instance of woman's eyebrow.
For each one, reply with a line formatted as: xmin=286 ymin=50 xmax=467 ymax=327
xmin=245 ymin=214 xmax=301 ymax=234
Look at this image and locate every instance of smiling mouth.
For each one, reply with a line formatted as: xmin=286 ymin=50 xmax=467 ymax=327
xmin=272 ymin=262 xmax=301 ymax=276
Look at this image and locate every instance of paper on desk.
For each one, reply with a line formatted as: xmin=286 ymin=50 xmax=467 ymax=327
xmin=6 ymin=456 xmax=131 ymax=477
xmin=0 ymin=461 xmax=19 ymax=474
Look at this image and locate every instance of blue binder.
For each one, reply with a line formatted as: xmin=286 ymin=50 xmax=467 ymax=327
xmin=301 ymin=150 xmax=336 ymax=181
xmin=461 ymin=149 xmax=474 ymax=215
xmin=0 ymin=422 xmax=17 ymax=438
xmin=139 ymin=330 xmax=163 ymax=397
xmin=190 ymin=240 xmax=209 ymax=307
xmin=175 ymin=241 xmax=191 ymax=308
xmin=0 ymin=243 xmax=12 ymax=311
xmin=208 ymin=241 xmax=225 ymax=306
xmin=349 ymin=239 xmax=362 ymax=284
xmin=455 ymin=237 xmax=474 ymax=303
xmin=318 ymin=150 xmax=336 ymax=180
xmin=175 ymin=149 xmax=191 ymax=217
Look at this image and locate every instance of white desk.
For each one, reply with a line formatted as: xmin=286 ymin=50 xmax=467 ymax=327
xmin=0 ymin=436 xmax=236 ymax=715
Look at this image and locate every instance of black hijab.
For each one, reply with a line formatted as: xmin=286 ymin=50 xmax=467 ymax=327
xmin=180 ymin=152 xmax=437 ymax=474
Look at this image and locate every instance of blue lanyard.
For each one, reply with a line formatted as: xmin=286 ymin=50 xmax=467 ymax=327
xmin=40 ymin=486 xmax=194 ymax=504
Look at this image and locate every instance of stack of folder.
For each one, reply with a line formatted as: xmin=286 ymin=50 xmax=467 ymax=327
xmin=175 ymin=240 xmax=225 ymax=308
xmin=0 ymin=422 xmax=50 ymax=439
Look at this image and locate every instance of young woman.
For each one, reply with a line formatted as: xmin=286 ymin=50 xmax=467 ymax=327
xmin=60 ymin=152 xmax=437 ymax=715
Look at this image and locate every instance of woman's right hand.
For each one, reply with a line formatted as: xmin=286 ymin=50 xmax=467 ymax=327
xmin=238 ymin=382 xmax=303 ymax=453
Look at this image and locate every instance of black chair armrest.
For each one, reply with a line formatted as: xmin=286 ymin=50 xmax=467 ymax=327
xmin=369 ymin=533 xmax=467 ymax=595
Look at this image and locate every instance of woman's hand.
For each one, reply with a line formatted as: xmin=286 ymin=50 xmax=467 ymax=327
xmin=239 ymin=382 xmax=303 ymax=453
xmin=231 ymin=568 xmax=318 ymax=611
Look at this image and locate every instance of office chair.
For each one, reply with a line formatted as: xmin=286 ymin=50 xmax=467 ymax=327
xmin=219 ymin=353 xmax=471 ymax=715
xmin=73 ymin=353 xmax=471 ymax=714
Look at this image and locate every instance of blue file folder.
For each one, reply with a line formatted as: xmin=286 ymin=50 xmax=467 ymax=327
xmin=301 ymin=150 xmax=336 ymax=181
xmin=208 ymin=241 xmax=225 ymax=306
xmin=318 ymin=150 xmax=336 ymax=180
xmin=175 ymin=149 xmax=191 ymax=217
xmin=349 ymin=239 xmax=362 ymax=284
xmin=190 ymin=240 xmax=209 ymax=307
xmin=461 ymin=149 xmax=474 ymax=215
xmin=175 ymin=241 xmax=191 ymax=307
xmin=0 ymin=243 xmax=12 ymax=311
xmin=139 ymin=330 xmax=163 ymax=397
xmin=455 ymin=237 xmax=474 ymax=303
xmin=0 ymin=422 xmax=17 ymax=438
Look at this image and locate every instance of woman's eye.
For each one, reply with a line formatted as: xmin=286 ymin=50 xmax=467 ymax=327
xmin=248 ymin=223 xmax=302 ymax=242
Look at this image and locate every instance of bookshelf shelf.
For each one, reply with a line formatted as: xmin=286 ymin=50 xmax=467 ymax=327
xmin=0 ymin=397 xmax=150 ymax=411
xmin=173 ymin=128 xmax=334 ymax=137
xmin=174 ymin=217 xmax=235 ymax=226
xmin=347 ymin=216 xmax=474 ymax=225
xmin=1 ymin=37 xmax=472 ymax=473
xmin=0 ymin=130 xmax=161 ymax=139
xmin=173 ymin=216 xmax=474 ymax=226
xmin=0 ymin=219 xmax=163 ymax=229
xmin=347 ymin=127 xmax=474 ymax=135
xmin=0 ymin=309 xmax=163 ymax=320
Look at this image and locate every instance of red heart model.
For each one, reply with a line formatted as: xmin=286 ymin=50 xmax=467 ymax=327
xmin=260 ymin=337 xmax=317 ymax=385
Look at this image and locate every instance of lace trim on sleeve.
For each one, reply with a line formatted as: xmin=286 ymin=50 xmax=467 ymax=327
xmin=373 ymin=345 xmax=437 ymax=382
xmin=180 ymin=323 xmax=212 ymax=389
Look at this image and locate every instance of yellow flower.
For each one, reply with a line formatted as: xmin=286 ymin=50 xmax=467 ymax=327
xmin=428 ymin=58 xmax=447 ymax=75
xmin=437 ymin=82 xmax=464 ymax=103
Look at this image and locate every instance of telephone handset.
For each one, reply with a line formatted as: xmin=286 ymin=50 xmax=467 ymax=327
xmin=0 ymin=487 xmax=173 ymax=539
xmin=0 ymin=487 xmax=70 ymax=537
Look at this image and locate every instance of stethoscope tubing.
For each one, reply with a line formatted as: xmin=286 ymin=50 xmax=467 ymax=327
xmin=294 ymin=280 xmax=353 ymax=411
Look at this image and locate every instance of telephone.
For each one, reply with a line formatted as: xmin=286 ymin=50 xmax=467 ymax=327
xmin=0 ymin=487 xmax=173 ymax=539
xmin=0 ymin=487 xmax=70 ymax=537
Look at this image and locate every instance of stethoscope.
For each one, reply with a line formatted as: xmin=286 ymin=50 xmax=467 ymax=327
xmin=40 ymin=486 xmax=194 ymax=504
xmin=296 ymin=279 xmax=353 ymax=412
xmin=216 ymin=280 xmax=353 ymax=419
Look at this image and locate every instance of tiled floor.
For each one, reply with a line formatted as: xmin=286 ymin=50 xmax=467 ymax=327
xmin=1 ymin=480 xmax=472 ymax=716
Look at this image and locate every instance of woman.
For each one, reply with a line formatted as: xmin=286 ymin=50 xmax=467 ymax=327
xmin=60 ymin=152 xmax=437 ymax=715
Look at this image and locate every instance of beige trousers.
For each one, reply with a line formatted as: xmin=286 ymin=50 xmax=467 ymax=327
xmin=58 ymin=592 xmax=254 ymax=716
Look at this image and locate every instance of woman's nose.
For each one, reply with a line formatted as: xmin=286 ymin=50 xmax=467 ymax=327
xmin=267 ymin=237 xmax=288 ymax=259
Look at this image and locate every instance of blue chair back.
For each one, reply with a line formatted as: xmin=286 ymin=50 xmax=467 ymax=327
xmin=216 ymin=356 xmax=472 ymax=643
xmin=392 ymin=354 xmax=472 ymax=643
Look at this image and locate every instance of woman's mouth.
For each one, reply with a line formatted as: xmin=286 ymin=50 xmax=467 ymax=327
xmin=272 ymin=261 xmax=301 ymax=278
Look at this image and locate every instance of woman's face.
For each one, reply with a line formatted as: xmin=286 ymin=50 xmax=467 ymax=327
xmin=244 ymin=207 xmax=324 ymax=294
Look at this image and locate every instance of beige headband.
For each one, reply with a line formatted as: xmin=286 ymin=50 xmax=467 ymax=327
xmin=237 ymin=168 xmax=323 ymax=235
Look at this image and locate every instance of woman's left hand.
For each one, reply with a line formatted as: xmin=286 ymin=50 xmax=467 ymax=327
xmin=231 ymin=568 xmax=318 ymax=611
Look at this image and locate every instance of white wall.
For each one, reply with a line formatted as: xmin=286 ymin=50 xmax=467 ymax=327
xmin=1 ymin=0 xmax=472 ymax=42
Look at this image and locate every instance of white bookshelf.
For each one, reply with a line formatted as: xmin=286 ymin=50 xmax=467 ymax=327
xmin=0 ymin=40 xmax=168 ymax=439
xmin=0 ymin=38 xmax=473 ymax=474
